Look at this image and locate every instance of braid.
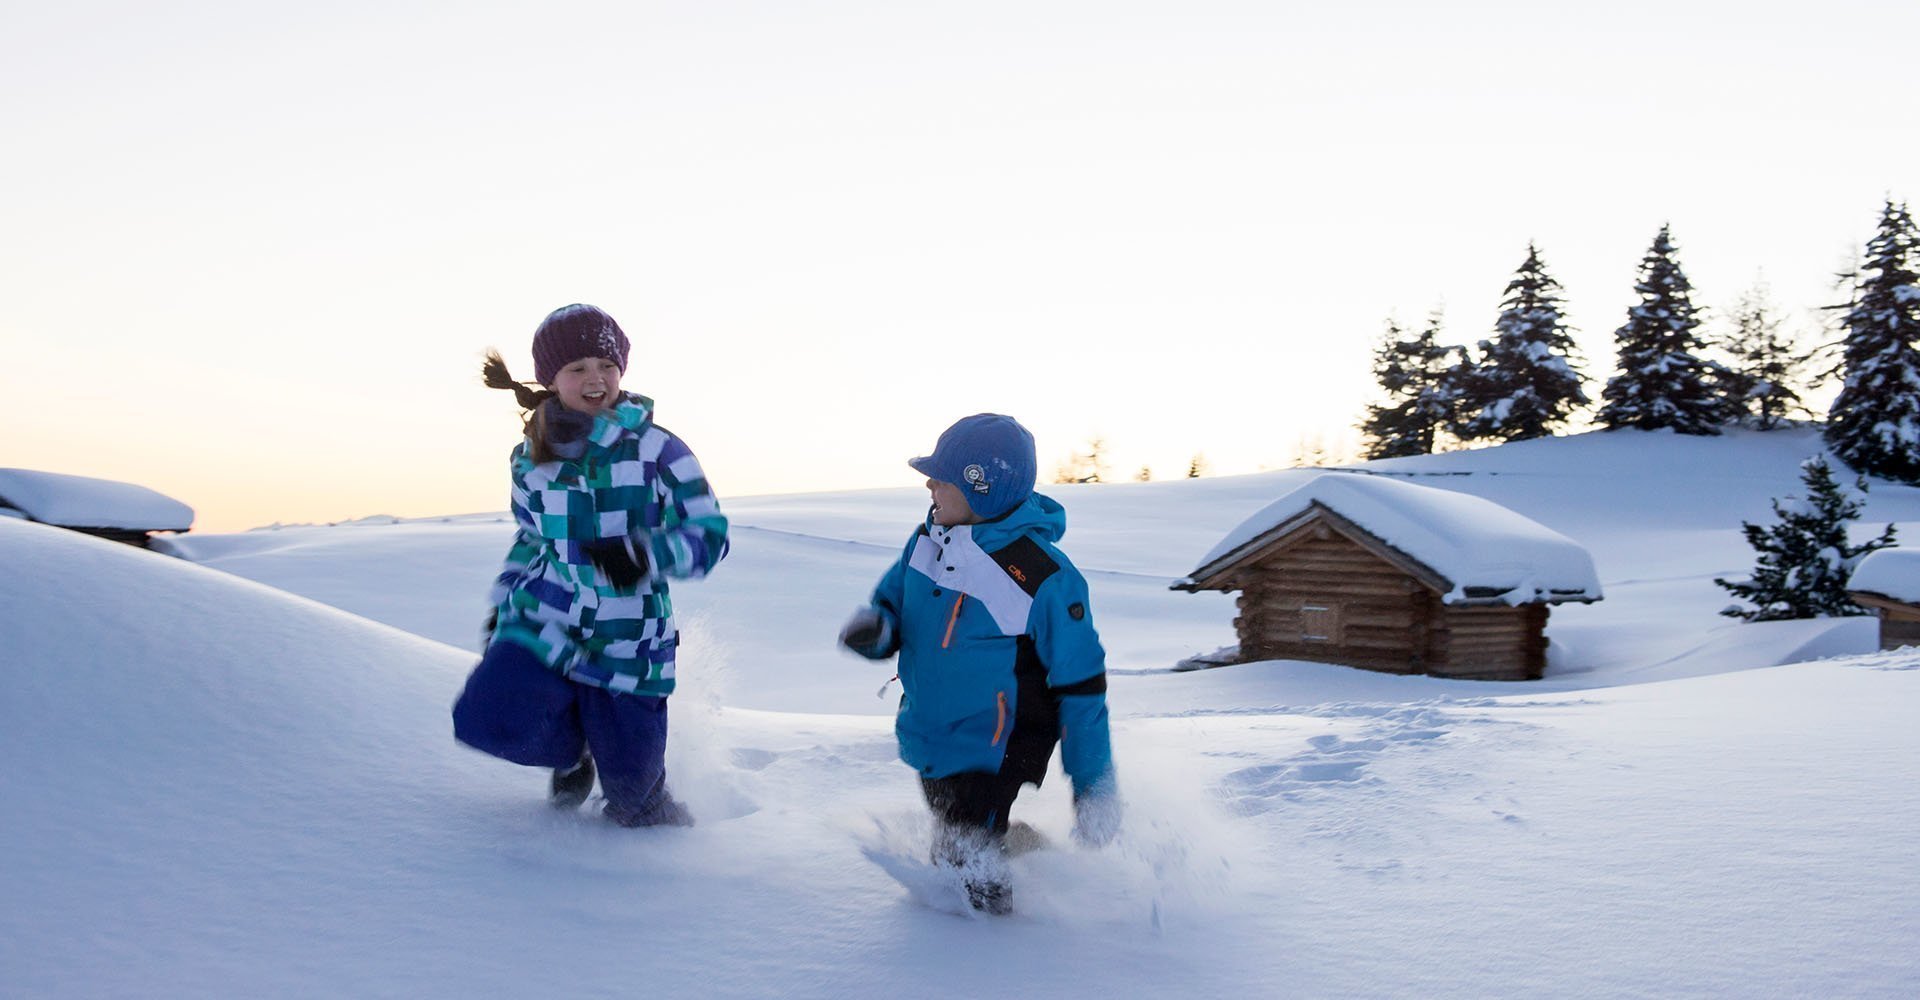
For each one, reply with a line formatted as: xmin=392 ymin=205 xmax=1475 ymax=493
xmin=483 ymin=348 xmax=562 ymax=460
xmin=481 ymin=349 xmax=553 ymax=411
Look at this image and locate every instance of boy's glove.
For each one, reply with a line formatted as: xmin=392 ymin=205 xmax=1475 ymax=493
xmin=1071 ymin=775 xmax=1122 ymax=848
xmin=543 ymin=400 xmax=593 ymax=460
xmin=838 ymin=607 xmax=894 ymax=658
xmin=584 ymin=535 xmax=651 ymax=590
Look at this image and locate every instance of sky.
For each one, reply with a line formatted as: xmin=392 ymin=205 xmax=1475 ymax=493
xmin=4 ymin=0 xmax=1917 ymax=532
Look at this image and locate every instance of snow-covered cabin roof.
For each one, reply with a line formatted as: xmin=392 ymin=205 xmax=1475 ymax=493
xmin=1177 ymin=472 xmax=1601 ymax=606
xmin=0 ymin=468 xmax=194 ymax=532
xmin=1847 ymin=548 xmax=1920 ymax=605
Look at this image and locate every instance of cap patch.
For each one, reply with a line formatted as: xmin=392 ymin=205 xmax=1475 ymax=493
xmin=963 ymin=464 xmax=991 ymax=494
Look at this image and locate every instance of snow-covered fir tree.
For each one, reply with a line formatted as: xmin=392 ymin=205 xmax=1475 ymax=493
xmin=1453 ymin=243 xmax=1589 ymax=442
xmin=1717 ymin=280 xmax=1812 ymax=430
xmin=1360 ymin=311 xmax=1460 ymax=459
xmin=1714 ymin=455 xmax=1897 ymax=621
xmin=1825 ymin=198 xmax=1920 ymax=484
xmin=1598 ymin=225 xmax=1730 ymax=434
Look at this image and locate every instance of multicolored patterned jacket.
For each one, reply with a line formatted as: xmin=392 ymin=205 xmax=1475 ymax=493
xmin=488 ymin=394 xmax=728 ymax=696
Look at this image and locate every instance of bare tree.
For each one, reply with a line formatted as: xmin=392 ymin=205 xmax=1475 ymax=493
xmin=1052 ymin=436 xmax=1111 ymax=484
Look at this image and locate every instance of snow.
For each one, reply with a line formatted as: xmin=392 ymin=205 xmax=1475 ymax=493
xmin=1849 ymin=547 xmax=1920 ymax=604
xmin=0 ymin=467 xmax=194 ymax=531
xmin=4 ymin=426 xmax=1920 ymax=998
xmin=1185 ymin=471 xmax=1601 ymax=605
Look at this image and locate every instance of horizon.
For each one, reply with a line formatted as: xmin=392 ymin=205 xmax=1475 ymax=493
xmin=5 ymin=2 xmax=1914 ymax=533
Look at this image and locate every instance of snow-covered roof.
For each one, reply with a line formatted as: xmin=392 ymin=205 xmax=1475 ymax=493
xmin=0 ymin=468 xmax=194 ymax=532
xmin=1847 ymin=547 xmax=1920 ymax=605
xmin=1180 ymin=472 xmax=1601 ymax=605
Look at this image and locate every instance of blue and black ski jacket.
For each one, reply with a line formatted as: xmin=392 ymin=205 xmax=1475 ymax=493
xmin=849 ymin=493 xmax=1114 ymax=793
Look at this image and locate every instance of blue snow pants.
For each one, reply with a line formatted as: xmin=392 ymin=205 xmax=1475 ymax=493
xmin=452 ymin=641 xmax=676 ymax=826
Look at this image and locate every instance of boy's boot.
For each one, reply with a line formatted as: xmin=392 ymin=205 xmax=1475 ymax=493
xmin=966 ymin=878 xmax=1013 ymax=916
xmin=934 ymin=823 xmax=1014 ymax=915
xmin=549 ymin=751 xmax=596 ymax=810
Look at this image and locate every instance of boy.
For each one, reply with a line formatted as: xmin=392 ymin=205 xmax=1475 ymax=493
xmin=840 ymin=413 xmax=1120 ymax=914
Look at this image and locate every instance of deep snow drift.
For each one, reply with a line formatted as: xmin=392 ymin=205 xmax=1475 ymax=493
xmin=4 ymin=427 xmax=1918 ymax=998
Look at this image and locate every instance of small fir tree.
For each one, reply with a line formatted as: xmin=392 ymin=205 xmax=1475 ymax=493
xmin=1597 ymin=225 xmax=1731 ymax=434
xmin=1717 ymin=281 xmax=1812 ymax=430
xmin=1186 ymin=453 xmax=1208 ymax=478
xmin=1824 ymin=198 xmax=1920 ymax=484
xmin=1135 ymin=465 xmax=1153 ymax=482
xmin=1714 ymin=455 xmax=1897 ymax=621
xmin=1454 ymin=243 xmax=1590 ymax=442
xmin=1360 ymin=311 xmax=1460 ymax=459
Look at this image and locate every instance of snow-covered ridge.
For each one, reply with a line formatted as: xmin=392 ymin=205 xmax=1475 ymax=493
xmin=5 ymin=428 xmax=1920 ymax=997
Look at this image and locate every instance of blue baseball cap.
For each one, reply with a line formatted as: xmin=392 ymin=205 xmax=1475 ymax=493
xmin=908 ymin=413 xmax=1037 ymax=521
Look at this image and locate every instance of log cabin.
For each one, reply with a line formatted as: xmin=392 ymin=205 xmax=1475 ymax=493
xmin=1173 ymin=473 xmax=1601 ymax=681
xmin=1846 ymin=548 xmax=1920 ymax=651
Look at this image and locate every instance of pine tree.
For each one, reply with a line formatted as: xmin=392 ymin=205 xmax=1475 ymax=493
xmin=1360 ymin=311 xmax=1459 ymax=459
xmin=1597 ymin=225 xmax=1731 ymax=434
xmin=1717 ymin=281 xmax=1811 ymax=430
xmin=1714 ymin=456 xmax=1897 ymax=621
xmin=1825 ymin=199 xmax=1920 ymax=484
xmin=1454 ymin=243 xmax=1589 ymax=442
xmin=1186 ymin=453 xmax=1208 ymax=478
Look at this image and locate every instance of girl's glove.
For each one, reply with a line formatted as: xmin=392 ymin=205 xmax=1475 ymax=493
xmin=838 ymin=607 xmax=894 ymax=659
xmin=543 ymin=400 xmax=594 ymax=460
xmin=584 ymin=535 xmax=651 ymax=590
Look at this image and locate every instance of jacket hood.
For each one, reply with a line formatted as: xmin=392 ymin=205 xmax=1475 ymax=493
xmin=938 ymin=491 xmax=1065 ymax=548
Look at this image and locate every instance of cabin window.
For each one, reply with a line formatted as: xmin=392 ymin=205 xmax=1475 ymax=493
xmin=1301 ymin=602 xmax=1342 ymax=643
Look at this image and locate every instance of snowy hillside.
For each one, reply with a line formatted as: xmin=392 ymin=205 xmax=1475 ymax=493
xmin=5 ymin=428 xmax=1919 ymax=998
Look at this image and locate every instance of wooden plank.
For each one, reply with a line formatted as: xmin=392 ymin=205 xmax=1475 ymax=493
xmin=1258 ymin=583 xmax=1419 ymax=600
xmin=1259 ymin=557 xmax=1411 ymax=577
xmin=1883 ymin=619 xmax=1920 ymax=650
xmin=1253 ymin=630 xmax=1414 ymax=654
xmin=1255 ymin=556 xmax=1412 ymax=575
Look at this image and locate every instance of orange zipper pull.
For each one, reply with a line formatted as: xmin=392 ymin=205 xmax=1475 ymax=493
xmin=940 ymin=592 xmax=964 ymax=648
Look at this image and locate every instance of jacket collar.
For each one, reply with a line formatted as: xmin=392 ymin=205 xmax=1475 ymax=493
xmin=924 ymin=492 xmax=1065 ymax=549
xmin=589 ymin=393 xmax=654 ymax=446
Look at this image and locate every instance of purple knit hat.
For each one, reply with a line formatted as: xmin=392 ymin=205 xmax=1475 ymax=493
xmin=532 ymin=304 xmax=631 ymax=386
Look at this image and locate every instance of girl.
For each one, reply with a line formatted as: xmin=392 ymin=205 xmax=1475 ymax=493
xmin=453 ymin=303 xmax=729 ymax=827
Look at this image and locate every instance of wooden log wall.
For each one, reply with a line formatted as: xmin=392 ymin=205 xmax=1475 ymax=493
xmin=1882 ymin=606 xmax=1920 ymax=651
xmin=1232 ymin=530 xmax=1434 ymax=674
xmin=1226 ymin=521 xmax=1553 ymax=681
xmin=1433 ymin=604 xmax=1548 ymax=680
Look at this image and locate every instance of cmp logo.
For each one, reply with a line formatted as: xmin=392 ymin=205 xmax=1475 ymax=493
xmin=963 ymin=464 xmax=991 ymax=493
